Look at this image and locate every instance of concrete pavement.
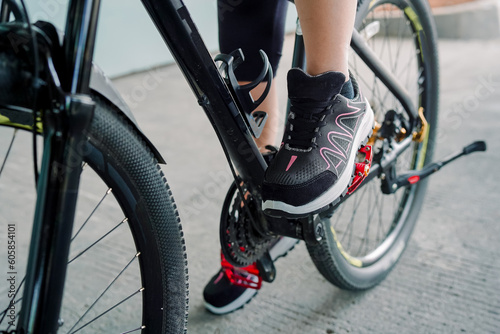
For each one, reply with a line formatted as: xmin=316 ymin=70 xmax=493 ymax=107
xmin=112 ymin=36 xmax=500 ymax=333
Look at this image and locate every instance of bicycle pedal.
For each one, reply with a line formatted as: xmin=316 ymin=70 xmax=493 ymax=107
xmin=221 ymin=253 xmax=262 ymax=290
xmin=347 ymin=145 xmax=373 ymax=195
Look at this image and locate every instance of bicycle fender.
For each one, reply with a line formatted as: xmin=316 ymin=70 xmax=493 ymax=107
xmin=89 ymin=64 xmax=166 ymax=164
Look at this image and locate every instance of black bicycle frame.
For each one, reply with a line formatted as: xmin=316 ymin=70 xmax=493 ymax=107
xmin=15 ymin=0 xmax=419 ymax=331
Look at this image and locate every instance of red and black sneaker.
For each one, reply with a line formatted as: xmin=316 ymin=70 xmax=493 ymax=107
xmin=203 ymin=237 xmax=298 ymax=315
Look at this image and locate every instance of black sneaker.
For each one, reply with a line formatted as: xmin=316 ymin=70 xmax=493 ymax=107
xmin=203 ymin=237 xmax=298 ymax=315
xmin=262 ymin=69 xmax=374 ymax=217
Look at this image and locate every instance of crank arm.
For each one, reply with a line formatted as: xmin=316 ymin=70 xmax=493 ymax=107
xmin=389 ymin=140 xmax=487 ymax=192
xmin=265 ymin=214 xmax=325 ymax=245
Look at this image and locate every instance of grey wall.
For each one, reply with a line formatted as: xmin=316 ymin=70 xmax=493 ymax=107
xmin=25 ymin=0 xmax=297 ymax=78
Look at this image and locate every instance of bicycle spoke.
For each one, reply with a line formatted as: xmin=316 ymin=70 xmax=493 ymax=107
xmin=369 ymin=183 xmax=382 ymax=250
xmin=67 ymin=253 xmax=141 ymax=334
xmin=355 ymin=71 xmax=387 ymax=110
xmin=357 ymin=181 xmax=377 ymax=256
xmin=336 ymin=194 xmax=347 ymax=221
xmin=120 ymin=326 xmax=146 ymax=334
xmin=397 ymin=51 xmax=418 ymax=80
xmin=373 ymin=76 xmax=389 ymax=112
xmin=69 ymin=288 xmax=143 ymax=334
xmin=71 ymin=188 xmax=113 ymax=241
xmin=68 ymin=218 xmax=127 ymax=264
xmin=379 ymin=6 xmax=389 ymax=61
xmin=392 ymin=15 xmax=405 ymax=74
xmin=361 ymin=184 xmax=376 ymax=254
xmin=385 ymin=11 xmax=395 ymax=75
xmin=342 ymin=185 xmax=369 ymax=250
xmin=383 ymin=43 xmax=416 ymax=108
xmin=0 ymin=129 xmax=17 ymax=180
xmin=376 ymin=190 xmax=385 ymax=243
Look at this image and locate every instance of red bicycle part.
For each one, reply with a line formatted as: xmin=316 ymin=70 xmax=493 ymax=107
xmin=347 ymin=145 xmax=373 ymax=195
xmin=220 ymin=252 xmax=262 ymax=290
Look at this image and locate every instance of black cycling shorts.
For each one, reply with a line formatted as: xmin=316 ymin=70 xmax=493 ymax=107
xmin=218 ymin=0 xmax=289 ymax=81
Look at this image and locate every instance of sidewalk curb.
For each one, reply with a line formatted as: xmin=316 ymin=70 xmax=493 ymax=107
xmin=432 ymin=0 xmax=500 ymax=39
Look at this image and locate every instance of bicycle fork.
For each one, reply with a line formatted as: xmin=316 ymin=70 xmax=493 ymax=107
xmin=16 ymin=0 xmax=101 ymax=332
xmin=18 ymin=96 xmax=95 ymax=334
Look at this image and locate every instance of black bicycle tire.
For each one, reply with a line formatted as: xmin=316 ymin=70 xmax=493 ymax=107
xmin=83 ymin=95 xmax=189 ymax=333
xmin=306 ymin=0 xmax=439 ymax=290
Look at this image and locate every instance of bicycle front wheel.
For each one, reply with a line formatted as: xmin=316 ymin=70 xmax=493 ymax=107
xmin=0 ymin=95 xmax=188 ymax=333
xmin=306 ymin=0 xmax=439 ymax=290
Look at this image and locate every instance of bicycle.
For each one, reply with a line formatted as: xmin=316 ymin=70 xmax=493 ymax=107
xmin=0 ymin=0 xmax=486 ymax=333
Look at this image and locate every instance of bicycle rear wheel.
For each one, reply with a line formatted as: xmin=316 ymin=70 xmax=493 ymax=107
xmin=0 ymin=95 xmax=188 ymax=333
xmin=306 ymin=0 xmax=439 ymax=290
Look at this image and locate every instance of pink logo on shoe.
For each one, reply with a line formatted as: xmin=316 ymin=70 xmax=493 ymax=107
xmin=214 ymin=271 xmax=224 ymax=285
xmin=286 ymin=155 xmax=298 ymax=172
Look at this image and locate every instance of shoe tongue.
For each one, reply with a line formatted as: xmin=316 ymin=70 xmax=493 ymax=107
xmin=287 ymin=68 xmax=346 ymax=102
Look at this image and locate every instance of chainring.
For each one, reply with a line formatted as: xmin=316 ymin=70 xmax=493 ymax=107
xmin=219 ymin=182 xmax=274 ymax=267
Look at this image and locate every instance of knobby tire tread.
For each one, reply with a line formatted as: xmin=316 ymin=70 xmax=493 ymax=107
xmin=86 ymin=95 xmax=189 ymax=333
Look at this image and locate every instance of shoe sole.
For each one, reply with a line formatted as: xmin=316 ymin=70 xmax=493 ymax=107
xmin=262 ymin=101 xmax=375 ymax=218
xmin=204 ymin=285 xmax=259 ymax=315
xmin=204 ymin=237 xmax=300 ymax=315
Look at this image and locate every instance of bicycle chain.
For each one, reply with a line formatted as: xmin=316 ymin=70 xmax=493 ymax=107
xmin=220 ymin=187 xmax=274 ymax=267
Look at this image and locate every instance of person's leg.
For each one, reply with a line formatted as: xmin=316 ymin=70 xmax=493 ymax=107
xmin=203 ymin=0 xmax=290 ymax=315
xmin=262 ymin=0 xmax=375 ymax=217
xmin=241 ymin=0 xmax=358 ymax=151
xmin=294 ymin=0 xmax=356 ymax=78
xmin=218 ymin=0 xmax=289 ymax=151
